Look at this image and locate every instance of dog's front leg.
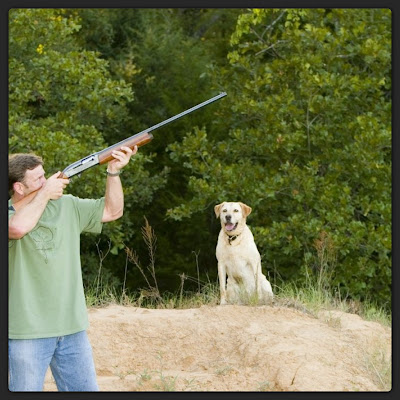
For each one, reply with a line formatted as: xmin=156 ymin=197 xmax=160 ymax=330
xmin=218 ymin=262 xmax=228 ymax=305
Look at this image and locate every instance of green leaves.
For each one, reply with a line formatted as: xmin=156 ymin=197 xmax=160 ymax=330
xmin=9 ymin=8 xmax=168 ymax=272
xmin=167 ymin=8 xmax=391 ymax=307
xmin=9 ymin=9 xmax=391 ymax=306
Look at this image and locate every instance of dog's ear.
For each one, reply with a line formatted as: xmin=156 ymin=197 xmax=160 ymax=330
xmin=214 ymin=202 xmax=224 ymax=218
xmin=239 ymin=202 xmax=252 ymax=218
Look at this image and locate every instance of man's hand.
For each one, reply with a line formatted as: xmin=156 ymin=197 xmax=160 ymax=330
xmin=40 ymin=171 xmax=70 ymax=200
xmin=107 ymin=145 xmax=136 ymax=174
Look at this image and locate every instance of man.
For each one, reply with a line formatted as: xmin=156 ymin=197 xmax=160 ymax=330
xmin=8 ymin=146 xmax=136 ymax=391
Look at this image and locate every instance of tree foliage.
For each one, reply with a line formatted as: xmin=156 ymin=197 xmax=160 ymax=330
xmin=8 ymin=8 xmax=168 ymax=271
xmin=167 ymin=9 xmax=391 ymax=306
xmin=9 ymin=8 xmax=391 ymax=308
xmin=73 ymin=9 xmax=242 ymax=290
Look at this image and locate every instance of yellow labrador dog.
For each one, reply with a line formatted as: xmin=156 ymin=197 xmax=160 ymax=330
xmin=214 ymin=201 xmax=273 ymax=305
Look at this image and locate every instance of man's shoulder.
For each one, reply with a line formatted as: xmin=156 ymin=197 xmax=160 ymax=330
xmin=59 ymin=194 xmax=95 ymax=203
xmin=58 ymin=194 xmax=104 ymax=210
xmin=56 ymin=193 xmax=77 ymax=206
xmin=60 ymin=193 xmax=76 ymax=201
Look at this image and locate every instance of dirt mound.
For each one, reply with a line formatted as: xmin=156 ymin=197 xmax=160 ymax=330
xmin=44 ymin=304 xmax=391 ymax=391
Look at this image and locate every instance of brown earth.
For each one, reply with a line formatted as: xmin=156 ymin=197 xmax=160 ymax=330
xmin=44 ymin=304 xmax=391 ymax=392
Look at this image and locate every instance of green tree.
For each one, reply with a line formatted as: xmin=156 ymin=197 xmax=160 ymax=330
xmin=75 ymin=8 xmax=241 ymax=291
xmin=167 ymin=9 xmax=391 ymax=307
xmin=9 ymin=9 xmax=168 ymax=285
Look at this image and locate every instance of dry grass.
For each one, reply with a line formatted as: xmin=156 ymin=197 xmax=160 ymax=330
xmin=361 ymin=338 xmax=392 ymax=391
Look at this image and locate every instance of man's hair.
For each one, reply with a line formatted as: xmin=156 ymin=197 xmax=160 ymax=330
xmin=9 ymin=153 xmax=43 ymax=195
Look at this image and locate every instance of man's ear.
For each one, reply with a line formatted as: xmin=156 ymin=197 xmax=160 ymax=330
xmin=214 ymin=202 xmax=225 ymax=218
xmin=13 ymin=182 xmax=25 ymax=196
xmin=239 ymin=202 xmax=252 ymax=218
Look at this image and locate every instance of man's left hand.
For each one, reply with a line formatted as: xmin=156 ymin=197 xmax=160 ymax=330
xmin=107 ymin=145 xmax=137 ymax=173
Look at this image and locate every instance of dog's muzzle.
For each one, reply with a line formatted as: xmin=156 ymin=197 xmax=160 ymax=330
xmin=224 ymin=221 xmax=238 ymax=232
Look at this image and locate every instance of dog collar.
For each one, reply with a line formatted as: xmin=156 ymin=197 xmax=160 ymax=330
xmin=226 ymin=233 xmax=240 ymax=245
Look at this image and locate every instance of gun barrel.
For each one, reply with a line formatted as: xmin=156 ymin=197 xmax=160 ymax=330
xmin=62 ymin=92 xmax=226 ymax=178
xmin=96 ymin=92 xmax=227 ymax=160
xmin=143 ymin=91 xmax=227 ymax=134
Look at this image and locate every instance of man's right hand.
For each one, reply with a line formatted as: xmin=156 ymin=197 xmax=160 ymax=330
xmin=40 ymin=171 xmax=70 ymax=200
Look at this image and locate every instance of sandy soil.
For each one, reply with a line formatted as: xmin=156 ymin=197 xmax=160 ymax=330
xmin=44 ymin=304 xmax=391 ymax=392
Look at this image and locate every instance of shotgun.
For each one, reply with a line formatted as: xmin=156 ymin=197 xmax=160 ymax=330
xmin=12 ymin=92 xmax=227 ymax=211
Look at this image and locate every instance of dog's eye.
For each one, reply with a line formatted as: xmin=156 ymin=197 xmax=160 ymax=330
xmin=233 ymin=209 xmax=239 ymax=213
xmin=222 ymin=209 xmax=227 ymax=213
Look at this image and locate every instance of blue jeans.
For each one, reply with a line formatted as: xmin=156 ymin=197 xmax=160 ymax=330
xmin=8 ymin=330 xmax=99 ymax=392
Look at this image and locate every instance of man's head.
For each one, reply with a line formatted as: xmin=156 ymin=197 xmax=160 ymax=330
xmin=9 ymin=153 xmax=45 ymax=197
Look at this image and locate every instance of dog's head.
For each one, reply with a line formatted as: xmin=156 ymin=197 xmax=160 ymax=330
xmin=214 ymin=201 xmax=252 ymax=235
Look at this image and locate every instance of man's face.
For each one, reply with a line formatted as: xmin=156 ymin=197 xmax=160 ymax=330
xmin=20 ymin=165 xmax=46 ymax=195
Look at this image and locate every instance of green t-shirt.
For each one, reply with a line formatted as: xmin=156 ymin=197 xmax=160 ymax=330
xmin=8 ymin=194 xmax=105 ymax=339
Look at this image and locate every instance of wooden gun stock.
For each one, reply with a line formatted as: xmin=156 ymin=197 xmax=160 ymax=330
xmin=97 ymin=132 xmax=153 ymax=165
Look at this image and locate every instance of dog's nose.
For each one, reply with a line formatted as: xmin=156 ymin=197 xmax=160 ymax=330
xmin=225 ymin=215 xmax=231 ymax=222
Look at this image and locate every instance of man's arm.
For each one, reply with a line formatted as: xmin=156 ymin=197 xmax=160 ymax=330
xmin=101 ymin=146 xmax=136 ymax=223
xmin=8 ymin=172 xmax=69 ymax=239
